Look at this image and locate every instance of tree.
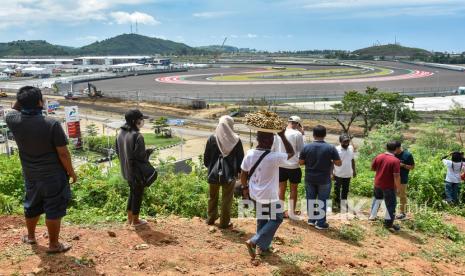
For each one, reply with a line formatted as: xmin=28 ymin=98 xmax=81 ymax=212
xmin=86 ymin=123 xmax=98 ymax=137
xmin=152 ymin=116 xmax=172 ymax=138
xmin=332 ymin=87 xmax=416 ymax=136
xmin=447 ymin=100 xmax=465 ymax=147
xmin=331 ymin=90 xmax=362 ymax=135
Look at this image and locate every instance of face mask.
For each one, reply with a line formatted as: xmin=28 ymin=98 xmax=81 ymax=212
xmin=137 ymin=119 xmax=145 ymax=129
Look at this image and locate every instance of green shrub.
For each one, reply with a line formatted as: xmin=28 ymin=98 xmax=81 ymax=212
xmin=406 ymin=210 xmax=463 ymax=242
xmin=337 ymin=224 xmax=365 ymax=243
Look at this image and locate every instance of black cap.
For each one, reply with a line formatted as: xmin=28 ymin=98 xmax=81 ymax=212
xmin=125 ymin=109 xmax=148 ymax=124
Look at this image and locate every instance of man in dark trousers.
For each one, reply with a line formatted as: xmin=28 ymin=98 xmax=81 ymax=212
xmin=6 ymin=86 xmax=77 ymax=253
xmin=299 ymin=125 xmax=341 ymax=230
xmin=369 ymin=141 xmax=401 ymax=231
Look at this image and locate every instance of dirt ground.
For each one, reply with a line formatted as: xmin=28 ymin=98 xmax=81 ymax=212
xmin=1 ymin=212 xmax=464 ymax=276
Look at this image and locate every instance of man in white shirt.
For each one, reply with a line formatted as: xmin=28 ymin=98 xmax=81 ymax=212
xmin=333 ymin=134 xmax=356 ymax=213
xmin=241 ymin=130 xmax=294 ymax=259
xmin=272 ymin=116 xmax=305 ymax=219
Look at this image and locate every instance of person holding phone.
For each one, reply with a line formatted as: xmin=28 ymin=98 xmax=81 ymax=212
xmin=6 ymin=86 xmax=76 ymax=254
xmin=116 ymin=109 xmax=151 ymax=227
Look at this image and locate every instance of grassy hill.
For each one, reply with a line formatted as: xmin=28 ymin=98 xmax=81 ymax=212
xmin=0 ymin=40 xmax=75 ymax=56
xmin=0 ymin=34 xmax=196 ymax=57
xmin=196 ymin=45 xmax=239 ymax=53
xmin=78 ymin=33 xmax=194 ymax=55
xmin=353 ymin=44 xmax=432 ymax=57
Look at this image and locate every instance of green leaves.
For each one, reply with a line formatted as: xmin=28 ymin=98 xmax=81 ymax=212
xmin=332 ymin=87 xmax=417 ymax=135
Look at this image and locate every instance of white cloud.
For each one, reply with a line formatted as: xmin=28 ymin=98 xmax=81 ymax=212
xmin=247 ymin=33 xmax=257 ymax=38
xmin=297 ymin=0 xmax=465 ymax=17
xmin=192 ymin=11 xmax=232 ymax=18
xmin=0 ymin=0 xmax=158 ymax=29
xmin=230 ymin=34 xmax=238 ymax=38
xmin=110 ymin=11 xmax=160 ymax=25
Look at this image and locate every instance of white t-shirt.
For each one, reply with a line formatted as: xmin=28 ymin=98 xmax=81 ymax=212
xmin=443 ymin=159 xmax=465 ymax=183
xmin=241 ymin=149 xmax=288 ymax=202
xmin=271 ymin=128 xmax=304 ymax=169
xmin=333 ymin=145 xmax=355 ymax=178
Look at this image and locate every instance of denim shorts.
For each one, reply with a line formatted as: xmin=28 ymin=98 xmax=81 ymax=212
xmin=24 ymin=171 xmax=71 ymax=220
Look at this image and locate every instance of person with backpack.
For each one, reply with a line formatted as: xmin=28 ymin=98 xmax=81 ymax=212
xmin=204 ymin=115 xmax=244 ymax=229
xmin=241 ymin=130 xmax=294 ymax=259
xmin=116 ymin=109 xmax=156 ymax=227
xmin=442 ymin=151 xmax=465 ymax=205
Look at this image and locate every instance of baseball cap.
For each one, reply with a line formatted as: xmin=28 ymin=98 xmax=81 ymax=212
xmin=125 ymin=109 xmax=148 ymax=124
xmin=288 ymin=116 xmax=302 ymax=124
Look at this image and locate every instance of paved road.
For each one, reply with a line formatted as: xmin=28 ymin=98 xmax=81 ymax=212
xmin=84 ymin=61 xmax=464 ymax=101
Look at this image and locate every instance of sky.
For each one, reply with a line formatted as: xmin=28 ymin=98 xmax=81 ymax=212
xmin=0 ymin=0 xmax=464 ymax=52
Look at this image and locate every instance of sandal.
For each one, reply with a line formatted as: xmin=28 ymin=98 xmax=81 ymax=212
xmin=245 ymin=240 xmax=256 ymax=259
xmin=21 ymin=235 xmax=36 ymax=245
xmin=132 ymin=219 xmax=148 ymax=227
xmin=46 ymin=243 xmax=72 ymax=254
xmin=283 ymin=211 xmax=289 ymax=219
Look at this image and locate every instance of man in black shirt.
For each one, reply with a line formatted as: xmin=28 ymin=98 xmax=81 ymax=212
xmin=6 ymin=86 xmax=77 ymax=254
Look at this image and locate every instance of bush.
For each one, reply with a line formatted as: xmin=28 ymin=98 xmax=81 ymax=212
xmin=337 ymin=224 xmax=365 ymax=243
xmin=406 ymin=210 xmax=463 ymax=242
xmin=83 ymin=136 xmax=114 ymax=155
xmin=0 ymin=154 xmax=214 ymax=223
xmin=358 ymin=122 xmax=406 ymax=161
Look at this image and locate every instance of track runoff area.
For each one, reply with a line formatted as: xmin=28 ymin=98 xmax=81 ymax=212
xmin=93 ymin=61 xmax=464 ymax=102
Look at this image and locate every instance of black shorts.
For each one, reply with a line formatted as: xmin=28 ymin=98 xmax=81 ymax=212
xmin=24 ymin=171 xmax=71 ymax=220
xmin=279 ymin=168 xmax=302 ymax=184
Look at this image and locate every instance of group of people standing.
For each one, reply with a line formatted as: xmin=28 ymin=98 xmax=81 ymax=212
xmin=7 ymin=85 xmax=464 ymax=259
xmin=204 ymin=115 xmax=359 ymax=259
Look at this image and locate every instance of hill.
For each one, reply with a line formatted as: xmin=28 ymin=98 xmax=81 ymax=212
xmin=0 ymin=34 xmax=196 ymax=57
xmin=0 ymin=40 xmax=75 ymax=57
xmin=197 ymin=45 xmax=239 ymax=53
xmin=78 ymin=33 xmax=194 ymax=55
xmin=353 ymin=44 xmax=432 ymax=57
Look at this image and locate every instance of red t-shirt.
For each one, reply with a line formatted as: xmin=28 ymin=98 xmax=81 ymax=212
xmin=371 ymin=153 xmax=400 ymax=189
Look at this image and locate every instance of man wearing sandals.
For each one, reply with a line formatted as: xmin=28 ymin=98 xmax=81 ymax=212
xmin=272 ymin=116 xmax=305 ymax=219
xmin=6 ymin=86 xmax=77 ymax=253
xmin=241 ymin=130 xmax=294 ymax=259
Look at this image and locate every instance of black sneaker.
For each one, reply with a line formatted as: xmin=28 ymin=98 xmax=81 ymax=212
xmin=307 ymin=220 xmax=316 ymax=226
xmin=386 ymin=224 xmax=401 ymax=232
xmin=315 ymin=223 xmax=330 ymax=230
xmin=396 ymin=213 xmax=407 ymax=220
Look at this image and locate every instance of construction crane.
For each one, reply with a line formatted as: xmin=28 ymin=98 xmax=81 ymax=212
xmin=214 ymin=37 xmax=228 ymax=63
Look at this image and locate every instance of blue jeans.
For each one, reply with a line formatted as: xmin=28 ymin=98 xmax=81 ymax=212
xmin=251 ymin=201 xmax=283 ymax=251
xmin=445 ymin=181 xmax=460 ymax=204
xmin=370 ymin=187 xmax=397 ymax=227
xmin=305 ymin=181 xmax=332 ymax=227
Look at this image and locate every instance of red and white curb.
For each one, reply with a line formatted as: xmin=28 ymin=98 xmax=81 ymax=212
xmin=156 ymin=70 xmax=434 ymax=85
